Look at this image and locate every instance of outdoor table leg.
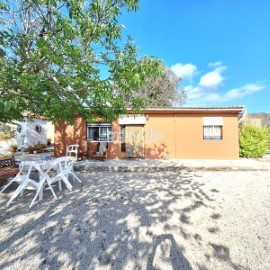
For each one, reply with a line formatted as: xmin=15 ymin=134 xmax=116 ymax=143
xmin=29 ymin=173 xmax=57 ymax=208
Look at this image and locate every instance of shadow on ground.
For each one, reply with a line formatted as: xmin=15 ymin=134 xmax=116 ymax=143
xmin=0 ymin=170 xmax=246 ymax=269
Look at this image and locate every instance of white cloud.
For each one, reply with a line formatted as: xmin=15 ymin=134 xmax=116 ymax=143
xmin=172 ymin=61 xmax=265 ymax=106
xmin=225 ymin=84 xmax=264 ymax=99
xmin=185 ymin=86 xmax=203 ymax=100
xmin=199 ymin=65 xmax=227 ymax=89
xmin=185 ymin=83 xmax=265 ymax=104
xmin=204 ymin=93 xmax=223 ymax=102
xmin=170 ymin=63 xmax=197 ymax=81
xmin=208 ymin=61 xmax=223 ymax=67
xmin=199 ymin=72 xmax=223 ymax=89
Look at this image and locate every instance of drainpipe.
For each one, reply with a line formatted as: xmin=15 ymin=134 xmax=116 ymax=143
xmin=238 ymin=106 xmax=247 ymax=124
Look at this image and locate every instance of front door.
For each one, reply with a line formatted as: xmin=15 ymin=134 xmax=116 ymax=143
xmin=125 ymin=125 xmax=144 ymax=158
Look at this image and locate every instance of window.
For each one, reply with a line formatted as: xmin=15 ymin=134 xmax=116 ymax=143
xmin=203 ymin=125 xmax=222 ymax=140
xmin=86 ymin=124 xmax=112 ymax=141
xmin=35 ymin=124 xmax=42 ymax=133
xmin=203 ymin=117 xmax=223 ymax=140
xmin=17 ymin=125 xmax=22 ymax=133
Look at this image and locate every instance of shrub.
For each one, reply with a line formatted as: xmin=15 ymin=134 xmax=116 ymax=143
xmin=41 ymin=144 xmax=47 ymax=149
xmin=34 ymin=142 xmax=43 ymax=151
xmin=239 ymin=125 xmax=269 ymax=158
xmin=28 ymin=146 xmax=34 ymax=154
xmin=267 ymin=128 xmax=270 ymax=150
xmin=9 ymin=144 xmax=18 ymax=152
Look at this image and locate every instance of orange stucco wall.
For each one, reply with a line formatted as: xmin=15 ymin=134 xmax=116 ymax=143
xmin=144 ymin=112 xmax=239 ymax=159
xmin=54 ymin=118 xmax=87 ymax=157
xmin=54 ymin=112 xmax=240 ymax=160
xmin=54 ymin=118 xmax=120 ymax=159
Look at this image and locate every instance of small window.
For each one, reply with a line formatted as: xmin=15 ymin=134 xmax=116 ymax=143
xmin=17 ymin=125 xmax=22 ymax=133
xmin=35 ymin=124 xmax=41 ymax=133
xmin=203 ymin=125 xmax=222 ymax=140
xmin=86 ymin=124 xmax=112 ymax=141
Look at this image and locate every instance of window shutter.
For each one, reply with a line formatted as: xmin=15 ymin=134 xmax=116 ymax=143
xmin=203 ymin=117 xmax=223 ymax=126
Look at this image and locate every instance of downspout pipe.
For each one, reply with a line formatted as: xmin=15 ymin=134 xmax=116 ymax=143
xmin=238 ymin=106 xmax=247 ymax=124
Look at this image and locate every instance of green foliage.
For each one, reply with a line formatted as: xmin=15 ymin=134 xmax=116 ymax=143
xmin=119 ymin=63 xmax=186 ymax=107
xmin=0 ymin=99 xmax=24 ymax=123
xmin=138 ymin=65 xmax=186 ymax=107
xmin=267 ymin=128 xmax=270 ymax=150
xmin=0 ymin=100 xmax=11 ymax=112
xmin=0 ymin=0 xmax=162 ymax=124
xmin=9 ymin=144 xmax=18 ymax=152
xmin=239 ymin=125 xmax=269 ymax=158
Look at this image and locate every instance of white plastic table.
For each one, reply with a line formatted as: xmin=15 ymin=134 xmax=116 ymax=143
xmin=1 ymin=160 xmax=57 ymax=208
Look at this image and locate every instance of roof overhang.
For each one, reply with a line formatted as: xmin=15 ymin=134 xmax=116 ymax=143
xmin=127 ymin=105 xmax=245 ymax=115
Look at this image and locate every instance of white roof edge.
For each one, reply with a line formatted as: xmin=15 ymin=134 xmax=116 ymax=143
xmin=128 ymin=105 xmax=245 ymax=112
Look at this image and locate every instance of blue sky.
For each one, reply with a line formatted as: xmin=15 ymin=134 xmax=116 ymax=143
xmin=119 ymin=0 xmax=270 ymax=112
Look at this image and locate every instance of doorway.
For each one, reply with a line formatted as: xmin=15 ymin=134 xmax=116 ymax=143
xmin=120 ymin=125 xmax=144 ymax=158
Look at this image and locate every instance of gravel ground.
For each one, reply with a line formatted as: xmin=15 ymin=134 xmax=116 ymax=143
xmin=0 ymin=170 xmax=270 ymax=270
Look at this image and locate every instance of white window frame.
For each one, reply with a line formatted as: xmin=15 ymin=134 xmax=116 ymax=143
xmin=86 ymin=123 xmax=112 ymax=142
xmin=203 ymin=125 xmax=222 ymax=140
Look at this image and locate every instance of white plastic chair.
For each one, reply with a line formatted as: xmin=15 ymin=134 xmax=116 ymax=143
xmin=50 ymin=156 xmax=81 ymax=191
xmin=66 ymin=144 xmax=79 ymax=160
xmin=0 ymin=161 xmax=57 ymax=208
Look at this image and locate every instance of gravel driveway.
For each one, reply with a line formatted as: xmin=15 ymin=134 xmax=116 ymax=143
xmin=0 ymin=170 xmax=270 ymax=270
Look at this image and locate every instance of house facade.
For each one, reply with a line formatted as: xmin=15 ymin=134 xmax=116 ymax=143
xmin=15 ymin=118 xmax=54 ymax=151
xmin=54 ymin=106 xmax=244 ymax=160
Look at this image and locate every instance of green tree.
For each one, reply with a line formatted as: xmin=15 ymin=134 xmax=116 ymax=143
xmin=239 ymin=125 xmax=269 ymax=158
xmin=0 ymin=0 xmax=162 ymax=124
xmin=120 ymin=64 xmax=186 ymax=107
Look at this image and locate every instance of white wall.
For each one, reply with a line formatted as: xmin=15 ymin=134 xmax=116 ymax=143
xmin=47 ymin=121 xmax=55 ymax=143
xmin=0 ymin=138 xmax=15 ymax=154
xmin=15 ymin=119 xmax=54 ymax=149
xmin=0 ymin=119 xmax=54 ymax=152
xmin=0 ymin=123 xmax=16 ymax=153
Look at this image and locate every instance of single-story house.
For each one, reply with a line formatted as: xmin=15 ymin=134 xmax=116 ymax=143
xmin=54 ymin=106 xmax=244 ymax=160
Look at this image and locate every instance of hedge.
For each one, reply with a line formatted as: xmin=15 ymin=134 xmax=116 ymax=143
xmin=239 ymin=125 xmax=269 ymax=158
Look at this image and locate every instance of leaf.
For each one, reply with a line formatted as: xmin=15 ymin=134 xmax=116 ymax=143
xmin=0 ymin=100 xmax=4 ymax=111
xmin=0 ymin=0 xmax=160 ymax=124
xmin=4 ymin=101 xmax=11 ymax=112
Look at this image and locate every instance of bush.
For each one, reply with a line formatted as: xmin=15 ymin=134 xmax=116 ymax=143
xmin=9 ymin=144 xmax=18 ymax=152
xmin=267 ymin=128 xmax=270 ymax=150
xmin=28 ymin=146 xmax=34 ymax=154
xmin=239 ymin=125 xmax=269 ymax=158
